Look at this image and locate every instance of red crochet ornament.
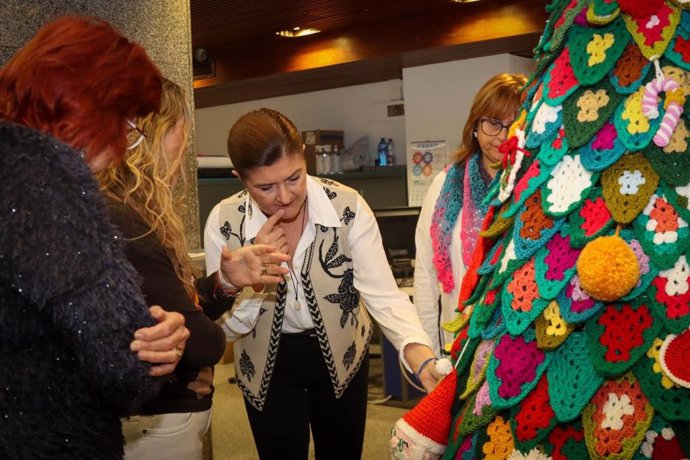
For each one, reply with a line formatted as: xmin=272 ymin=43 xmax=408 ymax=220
xmin=618 ymin=0 xmax=665 ymax=18
xmin=660 ymin=328 xmax=690 ymax=389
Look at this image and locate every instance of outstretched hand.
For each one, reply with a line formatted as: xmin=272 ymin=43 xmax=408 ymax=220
xmin=219 ymin=243 xmax=290 ymax=289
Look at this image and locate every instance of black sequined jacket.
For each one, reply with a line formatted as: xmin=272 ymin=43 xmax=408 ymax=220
xmin=0 ymin=122 xmax=163 ymax=459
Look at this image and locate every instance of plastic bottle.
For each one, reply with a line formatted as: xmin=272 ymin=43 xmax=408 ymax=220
xmin=377 ymin=137 xmax=388 ymax=167
xmin=333 ymin=147 xmax=343 ymax=173
xmin=386 ymin=138 xmax=395 ymax=166
xmin=323 ymin=145 xmax=333 ymax=174
xmin=315 ymin=145 xmax=325 ymax=175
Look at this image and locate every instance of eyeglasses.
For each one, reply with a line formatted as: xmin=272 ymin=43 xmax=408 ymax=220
xmin=479 ymin=117 xmax=512 ymax=137
xmin=126 ymin=119 xmax=147 ymax=150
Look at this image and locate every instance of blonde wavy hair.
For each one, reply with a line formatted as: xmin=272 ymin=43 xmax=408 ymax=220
xmin=97 ymin=78 xmax=196 ymax=299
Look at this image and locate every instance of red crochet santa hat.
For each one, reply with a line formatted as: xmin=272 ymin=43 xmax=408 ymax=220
xmin=390 ymin=371 xmax=457 ymax=459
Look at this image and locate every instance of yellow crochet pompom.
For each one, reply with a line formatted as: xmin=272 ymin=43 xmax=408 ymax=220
xmin=576 ymin=235 xmax=640 ymax=302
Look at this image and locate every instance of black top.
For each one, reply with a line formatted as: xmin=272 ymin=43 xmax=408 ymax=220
xmin=106 ymin=199 xmax=233 ymax=415
xmin=0 ymin=122 xmax=162 ymax=459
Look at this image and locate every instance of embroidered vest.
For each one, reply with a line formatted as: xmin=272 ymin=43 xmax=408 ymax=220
xmin=217 ymin=178 xmax=373 ymax=410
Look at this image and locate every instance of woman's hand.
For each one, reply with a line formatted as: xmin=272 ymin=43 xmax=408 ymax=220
xmin=130 ymin=306 xmax=190 ymax=376
xmin=403 ymin=343 xmax=442 ymax=393
xmin=219 ymin=244 xmax=290 ymax=288
xmin=255 ymin=209 xmax=288 ymax=254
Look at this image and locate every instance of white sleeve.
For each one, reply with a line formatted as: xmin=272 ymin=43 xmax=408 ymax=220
xmin=203 ymin=203 xmax=225 ymax=276
xmin=218 ymin=292 xmax=268 ymax=341
xmin=204 ymin=202 xmax=267 ymax=341
xmin=413 ymin=172 xmax=446 ymax=356
xmin=350 ymin=195 xmax=433 ymax=371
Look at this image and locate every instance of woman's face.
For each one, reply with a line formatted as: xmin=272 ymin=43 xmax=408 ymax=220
xmin=241 ymin=152 xmax=308 ymax=222
xmin=164 ymin=116 xmax=186 ymax=165
xmin=476 ymin=115 xmax=514 ymax=166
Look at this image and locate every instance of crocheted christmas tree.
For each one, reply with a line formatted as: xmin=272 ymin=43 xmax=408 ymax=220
xmin=442 ymin=0 xmax=690 ymax=458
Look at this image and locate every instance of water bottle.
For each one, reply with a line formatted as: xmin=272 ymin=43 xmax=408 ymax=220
xmin=386 ymin=138 xmax=395 ymax=166
xmin=333 ymin=147 xmax=343 ymax=173
xmin=377 ymin=137 xmax=388 ymax=167
xmin=315 ymin=145 xmax=325 ymax=175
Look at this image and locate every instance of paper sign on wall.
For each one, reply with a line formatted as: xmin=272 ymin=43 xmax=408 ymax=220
xmin=406 ymin=140 xmax=448 ymax=206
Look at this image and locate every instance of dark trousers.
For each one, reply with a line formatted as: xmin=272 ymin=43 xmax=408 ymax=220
xmin=244 ymin=331 xmax=369 ymax=460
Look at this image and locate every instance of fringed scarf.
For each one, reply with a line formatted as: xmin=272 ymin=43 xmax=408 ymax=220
xmin=429 ymin=153 xmax=491 ymax=293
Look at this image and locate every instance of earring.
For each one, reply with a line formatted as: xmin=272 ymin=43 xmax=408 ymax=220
xmin=473 ymin=129 xmax=478 ymax=138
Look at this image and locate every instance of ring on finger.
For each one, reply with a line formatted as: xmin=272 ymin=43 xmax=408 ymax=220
xmin=261 ymin=264 xmax=268 ymax=275
xmin=175 ymin=346 xmax=184 ymax=358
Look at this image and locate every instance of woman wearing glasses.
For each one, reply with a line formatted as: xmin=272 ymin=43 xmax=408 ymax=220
xmin=413 ymin=73 xmax=526 ymax=355
xmin=99 ymin=80 xmax=289 ymax=460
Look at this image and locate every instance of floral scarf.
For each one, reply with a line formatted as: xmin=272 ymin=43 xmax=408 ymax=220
xmin=429 ymin=153 xmax=491 ymax=293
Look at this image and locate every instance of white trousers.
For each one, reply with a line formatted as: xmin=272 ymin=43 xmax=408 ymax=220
xmin=121 ymin=408 xmax=212 ymax=460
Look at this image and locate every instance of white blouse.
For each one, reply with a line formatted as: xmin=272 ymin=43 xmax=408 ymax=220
xmin=204 ymin=176 xmax=432 ymax=369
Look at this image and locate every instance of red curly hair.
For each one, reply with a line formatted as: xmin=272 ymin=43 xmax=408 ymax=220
xmin=0 ymin=16 xmax=162 ymax=167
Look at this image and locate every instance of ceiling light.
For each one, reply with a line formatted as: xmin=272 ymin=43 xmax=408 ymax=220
xmin=450 ymin=0 xmax=481 ymax=3
xmin=276 ymin=27 xmax=320 ymax=38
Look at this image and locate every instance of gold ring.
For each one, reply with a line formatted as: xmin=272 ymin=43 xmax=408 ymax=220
xmin=175 ymin=347 xmax=183 ymax=358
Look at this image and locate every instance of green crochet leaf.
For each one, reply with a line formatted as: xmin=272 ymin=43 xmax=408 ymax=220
xmin=542 ymin=422 xmax=589 ymax=460
xmin=526 ymin=100 xmax=563 ymax=149
xmin=459 ymin=339 xmax=495 ymax=400
xmin=586 ymin=0 xmax=620 ymax=25
xmin=567 ymin=186 xmax=615 ymax=248
xmin=662 ymin=181 xmax=690 ymax=227
xmin=535 ymin=223 xmax=580 ymax=300
xmin=487 ymin=330 xmax=552 ymax=410
xmin=632 ymin=336 xmax=690 ymax=422
xmin=667 ymin=24 xmax=690 ymax=71
xmin=646 ymin=255 xmax=690 ymax=334
xmin=501 ymin=257 xmax=551 ymax=336
xmin=456 ymin=381 xmax=497 ymax=438
xmin=568 ymin=18 xmax=629 ymax=87
xmin=578 ymin=120 xmax=628 ymax=172
xmin=601 ymin=152 xmax=660 ymax=224
xmin=480 ymin=303 xmax=507 ymax=341
xmin=504 ymin=159 xmax=555 ymax=219
xmin=478 ymin=239 xmax=507 ymax=276
xmin=513 ymin=189 xmax=566 ymax=259
xmin=480 ymin=202 xmax=516 ymax=239
xmin=548 ymin=331 xmax=604 ymax=423
xmin=642 ymin=128 xmax=690 ymax=187
xmin=563 ymin=80 xmax=624 ymax=149
xmin=487 ymin=238 xmax=526 ymax=291
xmin=543 ymin=46 xmax=580 ymax=107
xmin=609 ymin=42 xmax=653 ymax=95
xmin=586 ymin=298 xmax=663 ymax=377
xmin=535 ymin=300 xmax=575 ymax=350
xmin=556 ymin=274 xmax=604 ymax=324
xmin=613 ymin=86 xmax=663 ymax=152
xmin=632 ymin=187 xmax=690 ymax=270
xmin=542 ymin=154 xmax=600 ymax=217
xmin=510 ymin=374 xmax=558 ymax=452
xmin=582 ymin=373 xmax=654 ymax=460
xmin=468 ymin=285 xmax=501 ymax=339
xmin=536 ymin=125 xmax=571 ymax=167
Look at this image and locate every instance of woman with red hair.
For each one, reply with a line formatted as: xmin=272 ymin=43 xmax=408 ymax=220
xmin=0 ymin=16 xmax=188 ymax=459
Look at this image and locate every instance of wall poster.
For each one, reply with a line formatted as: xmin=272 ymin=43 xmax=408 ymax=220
xmin=406 ymin=140 xmax=448 ymax=207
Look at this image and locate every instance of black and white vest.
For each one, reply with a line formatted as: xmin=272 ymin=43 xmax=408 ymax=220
xmin=216 ymin=178 xmax=373 ymax=410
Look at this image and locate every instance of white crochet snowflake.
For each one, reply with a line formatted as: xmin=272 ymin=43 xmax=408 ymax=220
xmin=660 ymin=255 xmax=690 ymax=296
xmin=545 ymin=155 xmax=593 ymax=213
xmin=618 ymin=169 xmax=646 ymax=195
xmin=601 ymin=393 xmax=634 ymax=430
xmin=507 ymin=447 xmax=553 ymax=460
xmin=531 ymin=103 xmax=561 ymax=134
